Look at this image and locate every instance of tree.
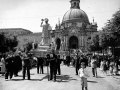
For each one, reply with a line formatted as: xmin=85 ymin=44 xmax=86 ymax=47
xmin=0 ymin=33 xmax=9 ymax=53
xmin=0 ymin=33 xmax=18 ymax=53
xmin=87 ymin=32 xmax=101 ymax=52
xmin=101 ymin=9 xmax=120 ymax=56
xmin=24 ymin=42 xmax=33 ymax=52
xmin=6 ymin=36 xmax=18 ymax=52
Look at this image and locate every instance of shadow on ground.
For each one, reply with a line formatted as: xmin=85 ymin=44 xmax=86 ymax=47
xmin=87 ymin=80 xmax=98 ymax=83
xmin=96 ymin=76 xmax=105 ymax=78
xmin=39 ymin=74 xmax=78 ymax=82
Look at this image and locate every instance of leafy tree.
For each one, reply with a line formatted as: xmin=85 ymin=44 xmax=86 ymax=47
xmin=0 ymin=33 xmax=18 ymax=53
xmin=87 ymin=32 xmax=101 ymax=52
xmin=0 ymin=33 xmax=8 ymax=53
xmin=100 ymin=9 xmax=120 ymax=56
xmin=6 ymin=36 xmax=18 ymax=52
xmin=24 ymin=42 xmax=33 ymax=52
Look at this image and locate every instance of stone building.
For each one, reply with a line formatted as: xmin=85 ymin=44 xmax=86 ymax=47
xmin=53 ymin=0 xmax=97 ymax=53
xmin=0 ymin=28 xmax=42 ymax=50
xmin=17 ymin=33 xmax=42 ymax=50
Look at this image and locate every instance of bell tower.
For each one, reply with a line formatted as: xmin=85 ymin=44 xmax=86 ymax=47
xmin=70 ymin=0 xmax=80 ymax=9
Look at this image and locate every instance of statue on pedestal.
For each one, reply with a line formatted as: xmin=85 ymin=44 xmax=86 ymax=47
xmin=40 ymin=18 xmax=52 ymax=45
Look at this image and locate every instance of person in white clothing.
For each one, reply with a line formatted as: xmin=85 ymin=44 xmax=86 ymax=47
xmin=1 ymin=56 xmax=5 ymax=76
xmin=78 ymin=62 xmax=89 ymax=90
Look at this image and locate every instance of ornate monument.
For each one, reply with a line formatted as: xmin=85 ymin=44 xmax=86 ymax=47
xmin=40 ymin=18 xmax=52 ymax=45
xmin=37 ymin=18 xmax=55 ymax=56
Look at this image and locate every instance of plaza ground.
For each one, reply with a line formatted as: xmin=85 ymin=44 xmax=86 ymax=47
xmin=0 ymin=64 xmax=120 ymax=90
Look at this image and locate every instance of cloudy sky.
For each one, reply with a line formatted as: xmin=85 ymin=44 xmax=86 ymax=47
xmin=0 ymin=0 xmax=120 ymax=32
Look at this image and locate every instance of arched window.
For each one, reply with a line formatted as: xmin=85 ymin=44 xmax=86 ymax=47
xmin=74 ymin=2 xmax=76 ymax=7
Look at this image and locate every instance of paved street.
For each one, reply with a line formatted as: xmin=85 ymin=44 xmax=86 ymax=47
xmin=0 ymin=64 xmax=120 ymax=90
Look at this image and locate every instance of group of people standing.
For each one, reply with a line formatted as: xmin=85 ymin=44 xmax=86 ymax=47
xmin=0 ymin=50 xmax=62 ymax=81
xmin=0 ymin=53 xmax=22 ymax=80
xmin=88 ymin=55 xmax=120 ymax=77
xmin=1 ymin=50 xmax=120 ymax=90
xmin=36 ymin=53 xmax=61 ymax=82
xmin=0 ymin=52 xmax=35 ymax=80
xmin=99 ymin=56 xmax=120 ymax=76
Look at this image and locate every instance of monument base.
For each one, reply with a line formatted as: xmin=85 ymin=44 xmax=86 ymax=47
xmin=30 ymin=45 xmax=51 ymax=57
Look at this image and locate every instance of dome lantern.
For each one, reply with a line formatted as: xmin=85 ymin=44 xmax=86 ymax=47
xmin=62 ymin=0 xmax=89 ymax=25
xmin=70 ymin=0 xmax=80 ymax=9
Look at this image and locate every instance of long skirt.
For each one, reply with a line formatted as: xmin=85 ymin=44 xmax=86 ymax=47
xmin=109 ymin=66 xmax=113 ymax=75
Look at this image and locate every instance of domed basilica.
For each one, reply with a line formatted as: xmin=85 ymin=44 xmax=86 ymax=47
xmin=51 ymin=0 xmax=97 ymax=53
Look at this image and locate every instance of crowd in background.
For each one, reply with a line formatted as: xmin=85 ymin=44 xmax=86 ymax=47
xmin=61 ymin=54 xmax=120 ymax=76
xmin=0 ymin=51 xmax=120 ymax=81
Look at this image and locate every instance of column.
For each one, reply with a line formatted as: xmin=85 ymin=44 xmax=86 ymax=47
xmin=81 ymin=35 xmax=84 ymax=46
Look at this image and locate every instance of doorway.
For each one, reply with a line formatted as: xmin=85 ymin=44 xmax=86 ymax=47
xmin=56 ymin=38 xmax=61 ymax=50
xmin=69 ymin=36 xmax=78 ymax=49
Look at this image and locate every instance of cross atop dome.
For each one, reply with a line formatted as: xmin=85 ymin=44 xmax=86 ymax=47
xmin=70 ymin=0 xmax=80 ymax=9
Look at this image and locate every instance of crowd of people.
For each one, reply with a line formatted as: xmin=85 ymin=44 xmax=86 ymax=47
xmin=0 ymin=50 xmax=120 ymax=90
xmin=0 ymin=53 xmax=22 ymax=80
xmin=0 ymin=50 xmax=62 ymax=81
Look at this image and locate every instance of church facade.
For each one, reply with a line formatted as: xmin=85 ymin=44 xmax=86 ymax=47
xmin=53 ymin=0 xmax=97 ymax=53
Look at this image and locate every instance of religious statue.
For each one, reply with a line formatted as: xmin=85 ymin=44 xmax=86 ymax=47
xmin=40 ymin=18 xmax=52 ymax=45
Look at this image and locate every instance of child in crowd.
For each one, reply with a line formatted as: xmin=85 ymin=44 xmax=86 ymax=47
xmin=109 ymin=60 xmax=115 ymax=76
xmin=78 ymin=62 xmax=89 ymax=90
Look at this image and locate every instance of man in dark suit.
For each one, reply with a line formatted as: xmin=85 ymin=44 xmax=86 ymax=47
xmin=75 ymin=56 xmax=80 ymax=75
xmin=5 ymin=54 xmax=14 ymax=80
xmin=37 ymin=57 xmax=44 ymax=74
xmin=22 ymin=53 xmax=31 ymax=80
xmin=49 ymin=52 xmax=57 ymax=82
xmin=56 ymin=55 xmax=61 ymax=75
xmin=13 ymin=54 xmax=22 ymax=76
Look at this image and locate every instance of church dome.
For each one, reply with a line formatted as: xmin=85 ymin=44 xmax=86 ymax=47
xmin=62 ymin=9 xmax=89 ymax=24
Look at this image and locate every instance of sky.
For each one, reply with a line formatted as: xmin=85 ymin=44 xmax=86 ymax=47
xmin=0 ymin=0 xmax=120 ymax=32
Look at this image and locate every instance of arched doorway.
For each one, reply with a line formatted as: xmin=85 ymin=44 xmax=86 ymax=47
xmin=69 ymin=36 xmax=78 ymax=49
xmin=56 ymin=38 xmax=61 ymax=50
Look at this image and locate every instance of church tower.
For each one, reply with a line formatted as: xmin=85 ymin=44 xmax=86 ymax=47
xmin=54 ymin=0 xmax=97 ymax=54
xmin=70 ymin=0 xmax=80 ymax=9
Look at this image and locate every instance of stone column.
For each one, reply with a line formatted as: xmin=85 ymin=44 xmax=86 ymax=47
xmin=66 ymin=36 xmax=68 ymax=50
xmin=81 ymin=35 xmax=84 ymax=46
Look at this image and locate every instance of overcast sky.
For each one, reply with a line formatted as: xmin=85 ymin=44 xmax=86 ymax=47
xmin=0 ymin=0 xmax=120 ymax=32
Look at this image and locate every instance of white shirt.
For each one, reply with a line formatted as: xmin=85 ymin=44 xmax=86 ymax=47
xmin=78 ymin=68 xmax=89 ymax=78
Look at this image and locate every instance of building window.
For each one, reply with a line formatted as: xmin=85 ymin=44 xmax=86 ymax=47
xmin=74 ymin=2 xmax=76 ymax=7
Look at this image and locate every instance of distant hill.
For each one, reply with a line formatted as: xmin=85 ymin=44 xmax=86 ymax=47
xmin=0 ymin=28 xmax=33 ymax=36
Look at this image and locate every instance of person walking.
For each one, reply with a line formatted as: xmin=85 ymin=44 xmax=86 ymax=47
xmin=22 ymin=53 xmax=31 ymax=80
xmin=78 ymin=62 xmax=89 ymax=90
xmin=102 ymin=60 xmax=108 ymax=75
xmin=1 ymin=54 xmax=5 ymax=76
xmin=109 ymin=60 xmax=115 ymax=76
xmin=91 ymin=56 xmax=97 ymax=77
xmin=66 ymin=55 xmax=70 ymax=66
xmin=113 ymin=62 xmax=118 ymax=75
xmin=56 ymin=55 xmax=61 ymax=75
xmin=75 ymin=56 xmax=80 ymax=75
xmin=49 ymin=51 xmax=57 ymax=82
xmin=13 ymin=54 xmax=22 ymax=76
xmin=100 ymin=59 xmax=104 ymax=72
xmin=5 ymin=54 xmax=14 ymax=81
xmin=37 ymin=57 xmax=44 ymax=74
